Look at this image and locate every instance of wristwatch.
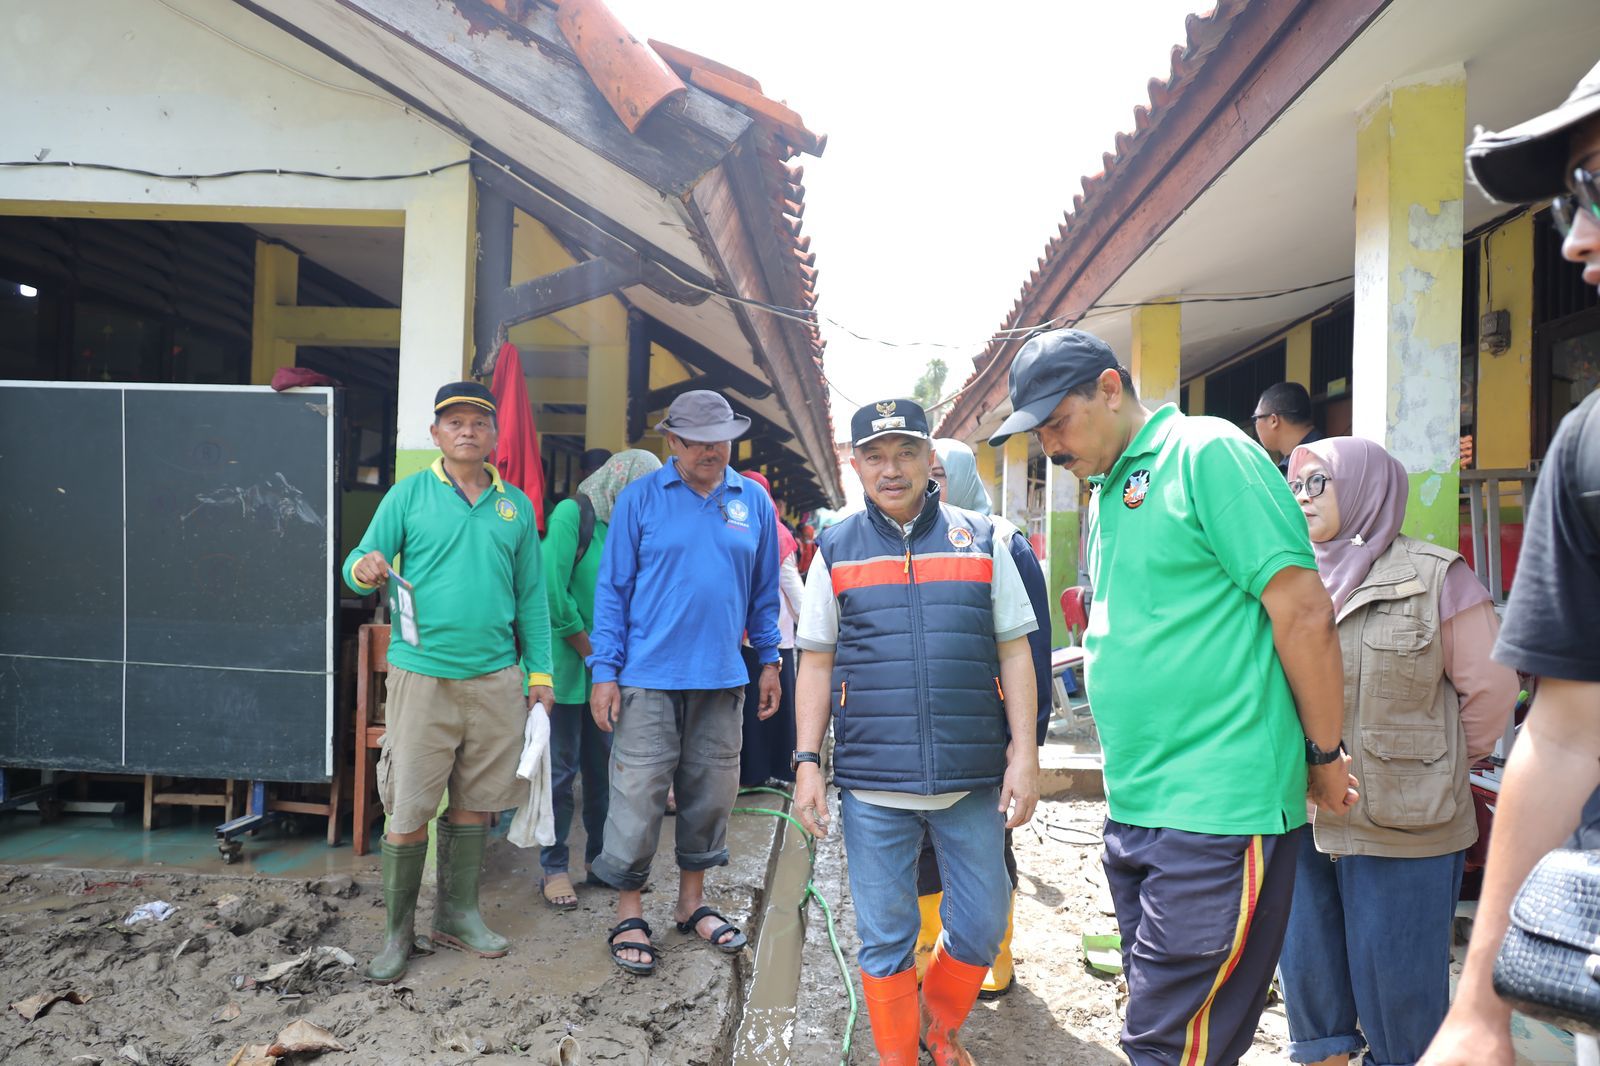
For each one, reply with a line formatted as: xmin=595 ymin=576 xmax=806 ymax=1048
xmin=1305 ymin=738 xmax=1346 ymax=765
xmin=791 ymin=750 xmax=821 ymax=773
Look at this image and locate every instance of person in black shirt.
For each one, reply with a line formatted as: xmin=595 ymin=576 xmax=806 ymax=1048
xmin=1251 ymin=381 xmax=1322 ymax=476
xmin=1421 ymin=59 xmax=1600 ymax=1066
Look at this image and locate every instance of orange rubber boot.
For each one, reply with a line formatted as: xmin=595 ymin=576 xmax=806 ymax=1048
xmin=920 ymin=942 xmax=989 ymax=1066
xmin=860 ymin=967 xmax=920 ymax=1065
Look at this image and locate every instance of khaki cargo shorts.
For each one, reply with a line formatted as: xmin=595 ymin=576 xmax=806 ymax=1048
xmin=377 ymin=664 xmax=526 ymax=834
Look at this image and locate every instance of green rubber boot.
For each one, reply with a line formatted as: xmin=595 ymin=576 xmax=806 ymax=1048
xmin=366 ymin=838 xmax=427 ymax=983
xmin=431 ymin=820 xmax=510 ymax=957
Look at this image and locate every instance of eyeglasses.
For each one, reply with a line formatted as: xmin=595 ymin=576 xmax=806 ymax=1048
xmin=1249 ymin=412 xmax=1273 ymax=423
xmin=1552 ymin=167 xmax=1600 ymax=237
xmin=1288 ymin=473 xmax=1332 ymax=499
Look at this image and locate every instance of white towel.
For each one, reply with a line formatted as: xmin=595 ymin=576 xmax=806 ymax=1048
xmin=508 ymin=703 xmax=555 ymax=849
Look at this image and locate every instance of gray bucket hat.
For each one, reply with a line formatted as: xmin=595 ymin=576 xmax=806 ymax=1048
xmin=655 ymin=389 xmax=751 ymax=443
xmin=1468 ymin=59 xmax=1600 ymax=204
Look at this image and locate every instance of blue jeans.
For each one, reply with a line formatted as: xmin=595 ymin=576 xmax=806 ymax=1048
xmin=540 ymin=701 xmax=612 ymax=876
xmin=1278 ymin=844 xmax=1465 ymax=1066
xmin=841 ymin=788 xmax=1010 ymax=978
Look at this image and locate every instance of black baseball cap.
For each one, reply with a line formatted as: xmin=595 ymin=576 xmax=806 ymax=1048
xmin=1468 ymin=59 xmax=1600 ymax=204
xmin=851 ymin=398 xmax=930 ymax=448
xmin=988 ymin=329 xmax=1119 ymax=446
xmin=434 ymin=381 xmax=497 ymax=415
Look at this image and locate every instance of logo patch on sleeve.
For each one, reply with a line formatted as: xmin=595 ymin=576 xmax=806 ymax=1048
xmin=495 ymin=498 xmax=518 ymax=521
xmin=1122 ymin=469 xmax=1152 ymax=509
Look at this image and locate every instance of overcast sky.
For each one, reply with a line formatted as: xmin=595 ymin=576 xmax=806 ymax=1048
xmin=606 ymin=0 xmax=1207 ymax=439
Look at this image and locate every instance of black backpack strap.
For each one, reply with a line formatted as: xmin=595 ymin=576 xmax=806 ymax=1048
xmin=575 ymin=493 xmax=596 ymax=565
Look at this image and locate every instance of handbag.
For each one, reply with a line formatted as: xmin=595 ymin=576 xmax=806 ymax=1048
xmin=1492 ymin=848 xmax=1600 ymax=1034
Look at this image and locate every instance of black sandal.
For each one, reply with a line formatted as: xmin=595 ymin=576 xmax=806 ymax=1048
xmin=676 ymin=906 xmax=747 ymax=954
xmin=607 ymin=918 xmax=658 ymax=976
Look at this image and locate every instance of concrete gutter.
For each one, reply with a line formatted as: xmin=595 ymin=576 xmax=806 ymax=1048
xmin=729 ymin=794 xmax=814 ymax=1066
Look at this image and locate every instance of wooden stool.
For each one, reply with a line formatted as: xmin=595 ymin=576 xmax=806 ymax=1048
xmin=353 ymin=623 xmax=390 ymax=855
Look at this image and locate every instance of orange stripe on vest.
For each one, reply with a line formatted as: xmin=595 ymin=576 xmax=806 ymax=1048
xmin=831 ymin=555 xmax=993 ymax=594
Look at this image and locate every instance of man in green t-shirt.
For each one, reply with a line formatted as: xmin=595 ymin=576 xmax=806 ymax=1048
xmin=342 ymin=381 xmax=554 ymax=985
xmin=991 ymin=330 xmax=1355 ymax=1066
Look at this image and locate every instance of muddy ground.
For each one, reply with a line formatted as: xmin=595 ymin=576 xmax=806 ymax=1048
xmin=0 ymin=819 xmax=768 ymax=1066
xmin=0 ymin=798 xmax=1294 ymax=1066
xmin=793 ymin=796 xmax=1289 ymax=1066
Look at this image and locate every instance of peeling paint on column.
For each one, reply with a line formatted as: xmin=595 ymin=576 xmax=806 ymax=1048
xmin=1408 ymin=200 xmax=1464 ymax=252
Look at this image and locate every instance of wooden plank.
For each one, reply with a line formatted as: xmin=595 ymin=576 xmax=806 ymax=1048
xmin=626 ymin=309 xmax=651 ymax=443
xmin=152 ymin=792 xmax=230 ymax=807
xmin=498 ymin=256 xmax=642 ymax=331
xmin=474 ymin=181 xmax=517 ymax=371
xmin=273 ymin=306 xmax=401 ymax=347
xmin=470 ymin=156 xmax=710 ymax=306
xmin=688 ymin=163 xmax=841 ymax=505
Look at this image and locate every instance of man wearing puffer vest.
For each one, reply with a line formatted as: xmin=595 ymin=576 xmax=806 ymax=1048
xmin=793 ymin=398 xmax=1040 ymax=1066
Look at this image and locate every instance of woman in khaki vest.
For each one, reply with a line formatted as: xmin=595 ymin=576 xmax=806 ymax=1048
xmin=1276 ymin=436 xmax=1518 ymax=1066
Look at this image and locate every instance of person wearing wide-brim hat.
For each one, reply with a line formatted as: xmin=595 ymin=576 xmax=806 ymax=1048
xmin=586 ymin=389 xmax=783 ymax=975
xmin=342 ymin=381 xmax=556 ymax=985
xmin=1420 ymin=59 xmax=1600 ymax=1066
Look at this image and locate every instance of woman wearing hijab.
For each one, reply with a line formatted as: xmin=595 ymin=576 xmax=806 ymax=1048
xmin=737 ymin=470 xmax=805 ymax=786
xmin=1277 ymin=437 xmax=1517 ymax=1066
xmin=911 ymin=438 xmax=1052 ymax=998
xmin=537 ymin=449 xmax=662 ymax=909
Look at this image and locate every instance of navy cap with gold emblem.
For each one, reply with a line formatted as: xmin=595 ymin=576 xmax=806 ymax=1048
xmin=851 ymin=398 xmax=931 ymax=448
xmin=433 ymin=380 xmax=497 ymax=416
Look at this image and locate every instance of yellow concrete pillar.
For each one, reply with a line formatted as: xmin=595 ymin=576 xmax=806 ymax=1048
xmin=1187 ymin=375 xmax=1206 ymax=416
xmin=1351 ymin=68 xmax=1466 ymax=546
xmin=249 ymin=242 xmax=299 ymax=385
xmin=585 ymin=343 xmax=628 ymax=452
xmin=1130 ymin=299 xmax=1181 ymax=408
xmin=1285 ymin=322 xmax=1313 ymax=388
xmin=1046 ymin=462 xmax=1080 ymax=645
xmin=1478 ymin=213 xmax=1534 ymax=472
xmin=1001 ymin=434 xmax=1029 ymax=524
xmin=396 ymin=168 xmax=476 ymax=479
xmin=975 ymin=441 xmax=1001 ymax=506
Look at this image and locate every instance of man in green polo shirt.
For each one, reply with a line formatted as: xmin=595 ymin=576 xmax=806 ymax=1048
xmin=342 ymin=380 xmax=555 ymax=984
xmin=991 ymin=330 xmax=1355 ymax=1066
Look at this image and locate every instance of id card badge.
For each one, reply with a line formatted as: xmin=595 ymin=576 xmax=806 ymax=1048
xmin=387 ymin=568 xmax=420 ymax=648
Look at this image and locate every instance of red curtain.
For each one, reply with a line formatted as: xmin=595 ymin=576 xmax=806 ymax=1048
xmin=489 ymin=341 xmax=548 ymax=532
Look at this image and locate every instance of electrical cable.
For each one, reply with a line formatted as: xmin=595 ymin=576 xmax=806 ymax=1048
xmin=0 ymin=158 xmax=471 ymax=184
xmin=733 ymin=788 xmax=857 ymax=1065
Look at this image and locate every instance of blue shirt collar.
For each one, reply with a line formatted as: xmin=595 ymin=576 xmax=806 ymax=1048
xmin=663 ymin=458 xmax=745 ymax=491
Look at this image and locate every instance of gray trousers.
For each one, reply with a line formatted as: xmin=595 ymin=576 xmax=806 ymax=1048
xmin=589 ymin=686 xmax=744 ymax=892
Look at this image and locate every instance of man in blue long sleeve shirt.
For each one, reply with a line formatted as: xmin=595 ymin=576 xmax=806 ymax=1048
xmin=587 ymin=390 xmax=781 ymax=976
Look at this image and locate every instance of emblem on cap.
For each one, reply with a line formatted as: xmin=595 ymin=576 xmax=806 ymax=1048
xmin=1122 ymin=470 xmax=1151 ymax=509
xmin=948 ymin=527 xmax=974 ymax=549
xmin=876 ymin=400 xmax=897 ymax=417
xmin=496 ymin=498 xmax=517 ymax=521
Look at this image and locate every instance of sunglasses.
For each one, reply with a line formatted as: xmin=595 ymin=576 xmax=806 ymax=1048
xmin=1288 ymin=473 xmax=1332 ymax=499
xmin=1552 ymin=167 xmax=1600 ymax=237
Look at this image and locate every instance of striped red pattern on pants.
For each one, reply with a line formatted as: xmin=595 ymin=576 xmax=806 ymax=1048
xmin=1102 ymin=822 xmax=1303 ymax=1066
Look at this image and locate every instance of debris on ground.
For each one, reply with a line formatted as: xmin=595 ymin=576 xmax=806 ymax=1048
xmin=254 ymin=945 xmax=356 ymax=993
xmin=10 ymin=989 xmax=91 ymax=1022
xmin=268 ymin=1019 xmax=347 ymax=1055
xmin=122 ymin=902 xmax=175 ymax=926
